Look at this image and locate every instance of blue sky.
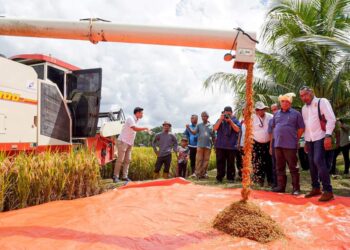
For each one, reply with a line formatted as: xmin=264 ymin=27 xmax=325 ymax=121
xmin=0 ymin=0 xmax=268 ymax=131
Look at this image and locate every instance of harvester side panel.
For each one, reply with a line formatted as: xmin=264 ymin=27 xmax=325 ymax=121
xmin=0 ymin=57 xmax=38 ymax=146
xmin=37 ymin=80 xmax=71 ymax=146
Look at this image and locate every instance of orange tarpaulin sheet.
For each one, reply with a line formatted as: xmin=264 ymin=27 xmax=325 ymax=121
xmin=0 ymin=178 xmax=349 ymax=250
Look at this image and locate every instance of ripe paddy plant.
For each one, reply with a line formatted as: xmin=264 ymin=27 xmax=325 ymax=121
xmin=0 ymin=153 xmax=13 ymax=212
xmin=0 ymin=149 xmax=102 ymax=212
xmin=124 ymin=147 xmax=217 ymax=181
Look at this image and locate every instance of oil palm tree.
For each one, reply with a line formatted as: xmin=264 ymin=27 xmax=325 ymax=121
xmin=205 ymin=0 xmax=350 ymax=117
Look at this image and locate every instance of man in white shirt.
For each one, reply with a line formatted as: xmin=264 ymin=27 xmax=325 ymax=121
xmin=300 ymin=86 xmax=336 ymax=202
xmin=252 ymin=101 xmax=273 ymax=186
xmin=113 ymin=107 xmax=149 ymax=182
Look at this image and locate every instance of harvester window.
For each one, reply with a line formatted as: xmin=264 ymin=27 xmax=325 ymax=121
xmin=32 ymin=64 xmax=45 ymax=79
xmin=48 ymin=66 xmax=65 ymax=96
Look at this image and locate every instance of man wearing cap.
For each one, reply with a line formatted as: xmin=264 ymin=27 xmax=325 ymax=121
xmin=152 ymin=121 xmax=178 ymax=179
xmin=213 ymin=106 xmax=241 ymax=183
xmin=113 ymin=107 xmax=149 ymax=182
xmin=299 ymin=86 xmax=336 ymax=202
xmin=184 ymin=115 xmax=199 ymax=175
xmin=252 ymin=101 xmax=273 ymax=186
xmin=186 ymin=111 xmax=214 ymax=179
xmin=270 ymin=94 xmax=305 ymax=195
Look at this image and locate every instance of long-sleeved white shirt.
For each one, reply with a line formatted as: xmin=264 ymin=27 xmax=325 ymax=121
xmin=301 ymin=97 xmax=336 ymax=142
xmin=253 ymin=113 xmax=273 ymax=143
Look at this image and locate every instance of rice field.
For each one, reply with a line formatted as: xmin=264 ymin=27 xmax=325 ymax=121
xmin=101 ymin=147 xmax=217 ymax=180
xmin=0 ymin=149 xmax=102 ymax=212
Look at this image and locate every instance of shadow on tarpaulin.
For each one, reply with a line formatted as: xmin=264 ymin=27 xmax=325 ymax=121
xmin=0 ymin=178 xmax=349 ymax=250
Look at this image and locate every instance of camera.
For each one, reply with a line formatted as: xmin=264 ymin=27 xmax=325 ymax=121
xmin=224 ymin=114 xmax=230 ymax=119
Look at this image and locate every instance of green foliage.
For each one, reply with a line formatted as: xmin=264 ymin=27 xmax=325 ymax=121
xmin=204 ymin=0 xmax=350 ymax=118
xmin=0 ymin=149 xmax=102 ymax=212
xmin=134 ymin=126 xmax=186 ymax=147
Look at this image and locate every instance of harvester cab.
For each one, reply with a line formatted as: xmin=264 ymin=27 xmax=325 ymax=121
xmin=11 ymin=54 xmax=102 ymax=138
xmin=0 ymin=54 xmax=124 ymax=165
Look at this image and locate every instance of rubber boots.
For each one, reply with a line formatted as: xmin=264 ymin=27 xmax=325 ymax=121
xmin=153 ymin=172 xmax=160 ymax=179
xmin=291 ymin=173 xmax=301 ymax=195
xmin=272 ymin=175 xmax=286 ymax=193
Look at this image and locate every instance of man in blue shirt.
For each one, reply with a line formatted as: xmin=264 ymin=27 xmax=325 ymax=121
xmin=213 ymin=106 xmax=241 ymax=183
xmin=186 ymin=111 xmax=214 ymax=179
xmin=270 ymin=93 xmax=305 ymax=195
xmin=184 ymin=114 xmax=198 ymax=175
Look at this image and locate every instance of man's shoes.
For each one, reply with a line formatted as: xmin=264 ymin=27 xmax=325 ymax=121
xmin=305 ymin=188 xmax=322 ymax=198
xmin=190 ymin=174 xmax=196 ymax=179
xmin=272 ymin=186 xmax=285 ymax=193
xmin=113 ymin=176 xmax=120 ymax=183
xmin=215 ymin=179 xmax=223 ymax=184
xmin=153 ymin=172 xmax=160 ymax=179
xmin=122 ymin=177 xmax=131 ymax=182
xmin=291 ymin=190 xmax=301 ymax=196
xmin=318 ymin=192 xmax=334 ymax=202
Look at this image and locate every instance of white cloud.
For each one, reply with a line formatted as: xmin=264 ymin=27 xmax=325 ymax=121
xmin=0 ymin=0 xmax=267 ymax=132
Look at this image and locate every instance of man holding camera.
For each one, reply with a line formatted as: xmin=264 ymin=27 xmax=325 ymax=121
xmin=213 ymin=106 xmax=241 ymax=183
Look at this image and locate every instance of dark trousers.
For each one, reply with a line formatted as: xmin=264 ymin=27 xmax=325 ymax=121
xmin=189 ymin=147 xmax=197 ymax=174
xmin=271 ymin=140 xmax=277 ymax=187
xmin=298 ymin=147 xmax=310 ymax=170
xmin=155 ymin=154 xmax=172 ymax=173
xmin=216 ymin=148 xmax=237 ymax=181
xmin=306 ymin=139 xmax=332 ymax=192
xmin=252 ymin=141 xmax=273 ymax=185
xmin=236 ymin=148 xmax=243 ymax=178
xmin=275 ymin=148 xmax=299 ymax=180
xmin=331 ymin=144 xmax=350 ymax=174
xmin=177 ymin=162 xmax=187 ymax=178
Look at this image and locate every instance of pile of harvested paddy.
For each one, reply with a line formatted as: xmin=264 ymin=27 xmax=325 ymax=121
xmin=213 ymin=201 xmax=285 ymax=243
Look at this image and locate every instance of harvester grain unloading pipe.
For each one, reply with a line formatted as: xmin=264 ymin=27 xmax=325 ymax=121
xmin=0 ymin=17 xmax=255 ymax=50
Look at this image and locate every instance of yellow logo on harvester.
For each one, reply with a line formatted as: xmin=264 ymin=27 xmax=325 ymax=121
xmin=0 ymin=90 xmax=37 ymax=105
xmin=0 ymin=91 xmax=20 ymax=102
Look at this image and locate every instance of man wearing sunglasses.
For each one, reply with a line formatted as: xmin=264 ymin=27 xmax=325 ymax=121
xmin=252 ymin=101 xmax=273 ymax=186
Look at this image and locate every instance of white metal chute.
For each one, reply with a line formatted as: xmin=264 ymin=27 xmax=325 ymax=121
xmin=0 ymin=17 xmax=256 ymax=65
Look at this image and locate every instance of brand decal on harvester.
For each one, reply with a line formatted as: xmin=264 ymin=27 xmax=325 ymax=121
xmin=0 ymin=91 xmax=20 ymax=101
xmin=0 ymin=90 xmax=37 ymax=105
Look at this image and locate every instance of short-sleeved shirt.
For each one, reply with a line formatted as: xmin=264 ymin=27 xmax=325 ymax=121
xmin=253 ymin=113 xmax=273 ymax=143
xmin=177 ymin=146 xmax=190 ymax=163
xmin=184 ymin=124 xmax=198 ymax=148
xmin=215 ymin=117 xmax=241 ymax=150
xmin=271 ymin=108 xmax=305 ymax=149
xmin=118 ymin=115 xmax=138 ymax=145
xmin=195 ymin=122 xmax=213 ymax=149
xmin=339 ymin=124 xmax=350 ymax=147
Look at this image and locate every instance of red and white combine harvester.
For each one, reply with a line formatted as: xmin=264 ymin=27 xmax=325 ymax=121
xmin=0 ymin=17 xmax=257 ymax=166
xmin=0 ymin=53 xmax=125 ymax=165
